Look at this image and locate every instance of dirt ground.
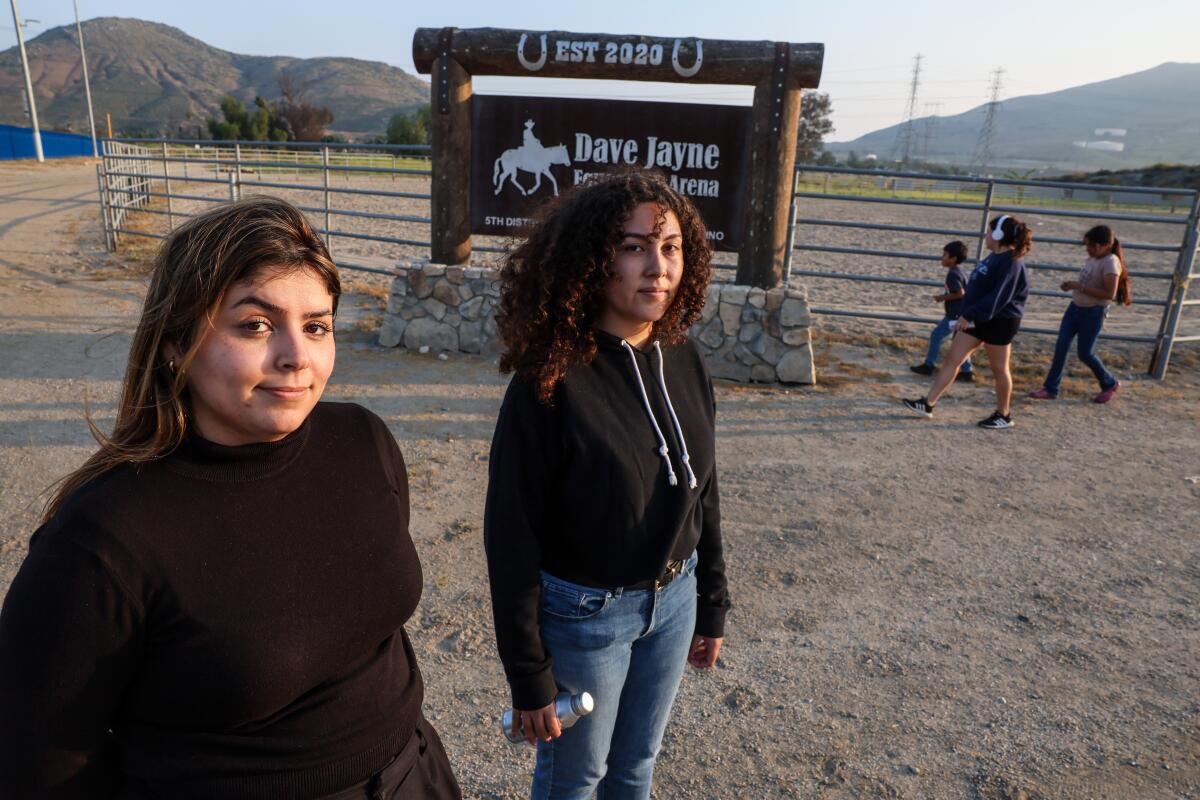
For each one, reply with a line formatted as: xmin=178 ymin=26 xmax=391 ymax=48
xmin=2 ymin=159 xmax=1198 ymax=799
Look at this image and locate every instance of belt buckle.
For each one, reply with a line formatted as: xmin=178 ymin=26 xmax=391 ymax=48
xmin=654 ymin=560 xmax=683 ymax=592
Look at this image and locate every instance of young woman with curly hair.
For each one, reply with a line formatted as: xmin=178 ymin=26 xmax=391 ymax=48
xmin=484 ymin=171 xmax=731 ymax=799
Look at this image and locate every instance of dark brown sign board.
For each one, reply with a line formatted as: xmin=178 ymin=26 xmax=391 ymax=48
xmin=413 ymin=27 xmax=824 ymax=287
xmin=470 ymin=95 xmax=750 ymax=251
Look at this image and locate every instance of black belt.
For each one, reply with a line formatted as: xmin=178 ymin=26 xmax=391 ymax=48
xmin=625 ymin=559 xmax=685 ymax=592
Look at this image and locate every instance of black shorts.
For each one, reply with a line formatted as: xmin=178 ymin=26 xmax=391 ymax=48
xmin=967 ymin=317 xmax=1021 ymax=346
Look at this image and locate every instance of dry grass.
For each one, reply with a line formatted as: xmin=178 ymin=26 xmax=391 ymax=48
xmin=0 ymin=156 xmax=99 ymax=171
xmin=113 ymin=202 xmax=169 ymax=266
xmin=350 ymin=278 xmax=392 ymax=301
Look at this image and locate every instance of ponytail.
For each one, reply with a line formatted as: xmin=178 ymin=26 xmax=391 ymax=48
xmin=989 ymin=215 xmax=1033 ymax=258
xmin=1084 ymin=225 xmax=1132 ymax=306
xmin=1112 ymin=237 xmax=1132 ymax=306
xmin=1009 ymin=221 xmax=1033 ymax=259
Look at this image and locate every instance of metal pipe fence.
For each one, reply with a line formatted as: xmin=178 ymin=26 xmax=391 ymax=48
xmin=98 ymin=137 xmax=434 ymax=259
xmin=95 ymin=140 xmax=1197 ymax=378
xmin=788 ymin=165 xmax=1199 ymax=378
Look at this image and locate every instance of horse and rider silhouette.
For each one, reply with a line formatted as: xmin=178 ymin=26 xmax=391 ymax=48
xmin=493 ymin=120 xmax=571 ymax=197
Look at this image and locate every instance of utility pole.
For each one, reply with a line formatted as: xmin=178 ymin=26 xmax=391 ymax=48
xmin=73 ymin=0 xmax=98 ymax=158
xmin=9 ymin=0 xmax=43 ymax=162
xmin=890 ymin=53 xmax=922 ymax=165
xmin=971 ymin=68 xmax=1005 ymax=173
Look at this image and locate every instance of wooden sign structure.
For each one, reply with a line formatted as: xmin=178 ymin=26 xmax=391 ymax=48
xmin=412 ymin=27 xmax=824 ymax=289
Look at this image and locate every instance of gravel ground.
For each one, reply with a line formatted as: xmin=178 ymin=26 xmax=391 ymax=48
xmin=2 ymin=160 xmax=1199 ymax=799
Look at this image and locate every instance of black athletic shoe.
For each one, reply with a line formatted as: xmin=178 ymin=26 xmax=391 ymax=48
xmin=977 ymin=411 xmax=1014 ymax=429
xmin=902 ymin=397 xmax=934 ymax=418
xmin=909 ymin=363 xmax=935 ymax=376
xmin=956 ymin=370 xmax=976 ymax=383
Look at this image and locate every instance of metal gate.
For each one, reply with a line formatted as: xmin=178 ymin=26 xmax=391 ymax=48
xmin=96 ymin=137 xmax=438 ymax=275
xmin=785 ymin=166 xmax=1199 ymax=378
xmin=96 ymin=142 xmax=1199 ymax=378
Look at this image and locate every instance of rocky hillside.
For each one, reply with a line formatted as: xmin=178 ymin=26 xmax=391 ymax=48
xmin=0 ymin=17 xmax=428 ymax=137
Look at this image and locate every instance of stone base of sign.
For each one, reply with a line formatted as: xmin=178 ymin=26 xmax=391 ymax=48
xmin=379 ymin=260 xmax=815 ymax=385
xmin=692 ymin=282 xmax=815 ymax=384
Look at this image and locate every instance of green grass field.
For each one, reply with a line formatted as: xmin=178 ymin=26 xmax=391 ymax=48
xmin=794 ymin=175 xmax=1192 ymax=216
xmin=164 ymin=145 xmax=431 ymax=175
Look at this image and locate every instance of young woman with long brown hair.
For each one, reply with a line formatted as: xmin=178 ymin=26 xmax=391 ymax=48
xmin=904 ymin=214 xmax=1032 ymax=429
xmin=1029 ymin=224 xmax=1130 ymax=403
xmin=0 ymin=197 xmax=459 ymax=799
xmin=484 ymin=171 xmax=730 ymax=799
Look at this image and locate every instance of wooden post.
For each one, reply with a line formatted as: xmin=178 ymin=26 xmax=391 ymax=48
xmin=736 ymin=44 xmax=802 ymax=288
xmin=412 ymin=28 xmax=823 ymax=87
xmin=430 ymin=31 xmax=472 ymax=265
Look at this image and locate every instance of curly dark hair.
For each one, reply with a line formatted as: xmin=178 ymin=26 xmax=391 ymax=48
xmin=497 ymin=171 xmax=714 ymax=404
xmin=991 ymin=215 xmax=1034 ymax=259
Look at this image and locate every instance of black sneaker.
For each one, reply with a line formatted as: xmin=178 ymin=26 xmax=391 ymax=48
xmin=977 ymin=411 xmax=1014 ymax=429
xmin=956 ymin=370 xmax=976 ymax=383
xmin=902 ymin=397 xmax=934 ymax=418
xmin=909 ymin=363 xmax=935 ymax=376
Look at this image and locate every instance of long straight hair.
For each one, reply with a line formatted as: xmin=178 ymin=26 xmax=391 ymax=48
xmin=42 ymin=197 xmax=340 ymax=522
xmin=1084 ymin=224 xmax=1132 ymax=306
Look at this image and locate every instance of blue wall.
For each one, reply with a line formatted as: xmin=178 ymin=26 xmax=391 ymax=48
xmin=0 ymin=124 xmax=94 ymax=160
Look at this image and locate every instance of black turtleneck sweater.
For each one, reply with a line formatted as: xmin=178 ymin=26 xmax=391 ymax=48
xmin=484 ymin=332 xmax=730 ymax=710
xmin=0 ymin=403 xmax=424 ymax=799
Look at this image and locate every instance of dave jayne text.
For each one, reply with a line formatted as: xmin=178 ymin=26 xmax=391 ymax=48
xmin=573 ymin=133 xmax=721 ymax=171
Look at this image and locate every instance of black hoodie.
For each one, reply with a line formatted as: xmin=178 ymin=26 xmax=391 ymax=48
xmin=484 ymin=331 xmax=730 ymax=710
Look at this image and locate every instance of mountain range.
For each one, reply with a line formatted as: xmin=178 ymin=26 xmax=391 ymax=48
xmin=0 ymin=17 xmax=428 ymax=136
xmin=4 ymin=18 xmax=1198 ymax=167
xmin=826 ymin=62 xmax=1200 ymax=171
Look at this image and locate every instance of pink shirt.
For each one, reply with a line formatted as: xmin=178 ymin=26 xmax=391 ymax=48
xmin=1073 ymin=254 xmax=1120 ymax=308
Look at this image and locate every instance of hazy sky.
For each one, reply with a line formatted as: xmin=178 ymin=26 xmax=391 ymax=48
xmin=6 ymin=0 xmax=1198 ymax=140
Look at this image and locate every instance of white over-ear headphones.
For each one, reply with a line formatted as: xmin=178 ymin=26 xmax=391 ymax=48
xmin=989 ymin=215 xmax=1011 ymax=241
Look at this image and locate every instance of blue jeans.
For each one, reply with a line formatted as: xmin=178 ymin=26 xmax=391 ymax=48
xmin=531 ymin=552 xmax=698 ymax=800
xmin=923 ymin=316 xmax=973 ymax=372
xmin=1043 ymin=303 xmax=1117 ymax=394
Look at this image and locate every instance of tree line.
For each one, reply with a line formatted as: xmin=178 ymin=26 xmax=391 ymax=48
xmin=202 ymin=83 xmax=835 ymax=160
xmin=206 ymin=74 xmax=336 ymax=142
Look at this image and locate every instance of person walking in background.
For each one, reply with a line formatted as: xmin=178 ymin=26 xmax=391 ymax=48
xmin=910 ymin=240 xmax=974 ymax=382
xmin=1029 ymin=224 xmax=1131 ymax=403
xmin=484 ymin=172 xmax=730 ymax=800
xmin=0 ymin=198 xmax=460 ymax=800
xmin=903 ymin=215 xmax=1032 ymax=429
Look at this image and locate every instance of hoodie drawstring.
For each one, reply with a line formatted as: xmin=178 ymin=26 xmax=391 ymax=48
xmin=620 ymin=340 xmax=696 ymax=490
xmin=651 ymin=342 xmax=699 ymax=489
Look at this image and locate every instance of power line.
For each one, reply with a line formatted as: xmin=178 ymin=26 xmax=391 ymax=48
xmin=970 ymin=67 xmax=1005 ymax=173
xmin=918 ymin=102 xmax=943 ymax=162
xmin=890 ymin=54 xmax=922 ymax=164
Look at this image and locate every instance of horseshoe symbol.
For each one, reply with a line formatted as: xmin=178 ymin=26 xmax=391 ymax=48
xmin=671 ymin=39 xmax=703 ymax=78
xmin=517 ymin=33 xmax=548 ymax=72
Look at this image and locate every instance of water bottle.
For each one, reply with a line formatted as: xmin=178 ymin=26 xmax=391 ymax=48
xmin=501 ymin=691 xmax=594 ymax=744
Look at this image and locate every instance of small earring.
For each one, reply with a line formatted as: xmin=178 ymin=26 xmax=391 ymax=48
xmin=168 ymin=358 xmax=177 ymax=374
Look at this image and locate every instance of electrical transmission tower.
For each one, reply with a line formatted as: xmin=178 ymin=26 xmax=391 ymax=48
xmin=890 ymin=54 xmax=923 ymax=165
xmin=918 ymin=102 xmax=943 ymax=164
xmin=971 ymin=68 xmax=1005 ymax=172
